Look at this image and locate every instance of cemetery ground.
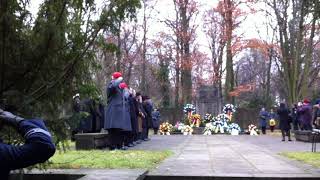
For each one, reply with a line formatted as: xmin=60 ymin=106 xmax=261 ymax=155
xmin=19 ymin=132 xmax=320 ymax=180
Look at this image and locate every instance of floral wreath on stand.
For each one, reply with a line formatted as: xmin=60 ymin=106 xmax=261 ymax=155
xmin=248 ymin=124 xmax=258 ymax=136
xmin=223 ymin=104 xmax=236 ymax=121
xmin=183 ymin=104 xmax=196 ymax=119
xmin=159 ymin=122 xmax=173 ymax=135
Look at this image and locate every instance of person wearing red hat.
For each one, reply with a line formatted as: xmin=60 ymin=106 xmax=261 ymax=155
xmin=104 ymin=72 xmax=132 ymax=150
xmin=297 ymin=98 xmax=313 ymax=131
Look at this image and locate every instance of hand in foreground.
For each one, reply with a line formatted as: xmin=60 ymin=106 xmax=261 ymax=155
xmin=0 ymin=108 xmax=24 ymax=127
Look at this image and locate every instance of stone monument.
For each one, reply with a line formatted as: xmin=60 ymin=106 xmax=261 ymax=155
xmin=196 ymin=85 xmax=219 ymax=117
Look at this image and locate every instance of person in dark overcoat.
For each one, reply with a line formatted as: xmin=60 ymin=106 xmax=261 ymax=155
xmin=104 ymin=72 xmax=132 ymax=150
xmin=152 ymin=108 xmax=161 ymax=135
xmin=297 ymin=99 xmax=313 ymax=131
xmin=128 ymin=89 xmax=139 ymax=146
xmin=277 ymin=103 xmax=292 ymax=141
xmin=135 ymin=92 xmax=146 ymax=143
xmin=291 ymin=104 xmax=299 ymax=130
xmin=142 ymin=96 xmax=153 ymax=141
xmin=259 ymin=108 xmax=269 ymax=134
xmin=0 ymin=109 xmax=56 ymax=180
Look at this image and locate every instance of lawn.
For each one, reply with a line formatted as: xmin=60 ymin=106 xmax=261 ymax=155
xmin=280 ymin=152 xmax=320 ymax=168
xmin=48 ymin=150 xmax=173 ymax=169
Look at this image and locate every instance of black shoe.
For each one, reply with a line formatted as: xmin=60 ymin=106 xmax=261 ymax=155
xmin=288 ymin=139 xmax=292 ymax=141
xmin=282 ymin=139 xmax=285 ymax=141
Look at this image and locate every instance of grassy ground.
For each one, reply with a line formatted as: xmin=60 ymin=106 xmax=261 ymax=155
xmin=280 ymin=152 xmax=320 ymax=168
xmin=48 ymin=150 xmax=172 ymax=169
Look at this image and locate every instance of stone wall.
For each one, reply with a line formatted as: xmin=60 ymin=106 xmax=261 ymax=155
xmin=159 ymin=107 xmax=183 ymax=125
xmin=234 ymin=108 xmax=260 ymax=129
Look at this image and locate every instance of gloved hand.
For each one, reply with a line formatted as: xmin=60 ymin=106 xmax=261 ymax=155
xmin=0 ymin=108 xmax=24 ymax=127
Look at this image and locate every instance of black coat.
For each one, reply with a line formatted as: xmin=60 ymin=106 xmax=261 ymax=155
xmin=277 ymin=107 xmax=291 ymax=131
xmin=151 ymin=111 xmax=161 ymax=128
xmin=104 ymin=82 xmax=132 ymax=131
xmin=128 ymin=96 xmax=139 ymax=134
xmin=143 ymin=102 xmax=153 ymax=128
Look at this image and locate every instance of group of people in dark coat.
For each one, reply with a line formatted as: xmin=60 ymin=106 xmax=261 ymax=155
xmin=259 ymin=98 xmax=320 ymax=141
xmin=104 ymin=72 xmax=159 ymax=150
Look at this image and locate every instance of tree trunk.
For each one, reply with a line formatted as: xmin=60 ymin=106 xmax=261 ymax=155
xmin=140 ymin=0 xmax=148 ymax=94
xmin=224 ymin=0 xmax=234 ymax=104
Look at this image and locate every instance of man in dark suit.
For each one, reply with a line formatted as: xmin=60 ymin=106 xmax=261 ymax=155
xmin=0 ymin=109 xmax=56 ymax=180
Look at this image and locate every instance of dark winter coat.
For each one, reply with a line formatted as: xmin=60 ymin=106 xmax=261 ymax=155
xmin=78 ymin=99 xmax=96 ymax=133
xmin=104 ymin=81 xmax=132 ymax=131
xmin=128 ymin=96 xmax=139 ymax=134
xmin=259 ymin=110 xmax=269 ymax=128
xmin=277 ymin=107 xmax=291 ymax=131
xmin=143 ymin=101 xmax=153 ymax=128
xmin=151 ymin=110 xmax=161 ymax=129
xmin=297 ymin=104 xmax=312 ymax=127
xmin=137 ymin=101 xmax=146 ymax=132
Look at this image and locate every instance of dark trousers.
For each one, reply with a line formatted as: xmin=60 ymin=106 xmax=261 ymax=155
xmin=281 ymin=130 xmax=291 ymax=140
xmin=142 ymin=127 xmax=149 ymax=139
xmin=293 ymin=120 xmax=300 ymax=130
xmin=153 ymin=128 xmax=158 ymax=135
xmin=302 ymin=123 xmax=312 ymax=131
xmin=108 ymin=128 xmax=123 ymax=149
xmin=261 ymin=127 xmax=266 ymax=134
xmin=270 ymin=126 xmax=275 ymax=132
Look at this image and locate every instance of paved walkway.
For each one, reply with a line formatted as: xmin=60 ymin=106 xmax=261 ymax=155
xmin=133 ymin=135 xmax=320 ymax=178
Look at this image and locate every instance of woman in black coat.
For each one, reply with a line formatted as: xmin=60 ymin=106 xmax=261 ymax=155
xmin=277 ymin=103 xmax=292 ymax=141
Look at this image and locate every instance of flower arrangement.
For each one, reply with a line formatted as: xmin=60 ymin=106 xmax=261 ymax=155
xmin=159 ymin=122 xmax=173 ymax=135
xmin=203 ymin=113 xmax=213 ymax=124
xmin=248 ymin=124 xmax=258 ymax=136
xmin=216 ymin=113 xmax=230 ymax=123
xmin=212 ymin=114 xmax=229 ymax=134
xmin=223 ymin=104 xmax=236 ymax=121
xmin=228 ymin=123 xmax=241 ymax=135
xmin=175 ymin=122 xmax=185 ymax=131
xmin=181 ymin=125 xmax=193 ymax=135
xmin=223 ymin=104 xmax=236 ymax=114
xmin=183 ymin=104 xmax=196 ymax=114
xmin=203 ymin=123 xmax=215 ymax=135
xmin=190 ymin=114 xmax=201 ymax=127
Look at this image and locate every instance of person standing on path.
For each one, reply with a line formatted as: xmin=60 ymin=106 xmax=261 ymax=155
xmin=312 ymin=99 xmax=320 ymax=129
xmin=277 ymin=103 xmax=292 ymax=141
xmin=269 ymin=108 xmax=277 ymax=132
xmin=104 ymin=72 xmax=132 ymax=150
xmin=291 ymin=104 xmax=299 ymax=130
xmin=151 ymin=108 xmax=161 ymax=135
xmin=142 ymin=96 xmax=153 ymax=141
xmin=259 ymin=108 xmax=269 ymax=134
xmin=298 ymin=99 xmax=313 ymax=131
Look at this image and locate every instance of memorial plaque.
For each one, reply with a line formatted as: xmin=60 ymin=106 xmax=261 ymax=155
xmin=196 ymin=85 xmax=219 ymax=116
